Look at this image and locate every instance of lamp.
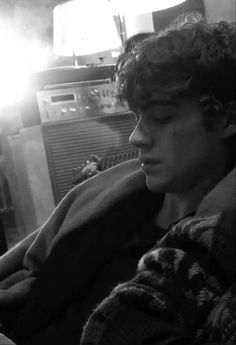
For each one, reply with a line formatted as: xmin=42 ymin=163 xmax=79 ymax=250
xmin=53 ymin=0 xmax=122 ymax=56
xmin=53 ymin=0 xmax=187 ymax=57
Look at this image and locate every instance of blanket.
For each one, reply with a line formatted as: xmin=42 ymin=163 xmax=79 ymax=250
xmin=0 ymin=159 xmax=162 ymax=341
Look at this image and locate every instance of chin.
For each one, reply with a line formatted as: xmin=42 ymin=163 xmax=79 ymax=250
xmin=145 ymin=175 xmax=171 ymax=193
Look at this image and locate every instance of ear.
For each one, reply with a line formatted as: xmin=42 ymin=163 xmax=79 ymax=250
xmin=221 ymin=112 xmax=236 ymax=139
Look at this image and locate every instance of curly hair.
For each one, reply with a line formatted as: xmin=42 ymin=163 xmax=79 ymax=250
xmin=115 ymin=32 xmax=155 ymax=74
xmin=116 ymin=20 xmax=236 ymax=112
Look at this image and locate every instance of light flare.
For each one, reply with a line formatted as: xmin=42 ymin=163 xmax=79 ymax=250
xmin=0 ymin=24 xmax=50 ymax=108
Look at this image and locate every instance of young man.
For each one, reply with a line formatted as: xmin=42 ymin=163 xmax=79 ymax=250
xmin=0 ymin=21 xmax=235 ymax=345
xmin=80 ymin=21 xmax=236 ymax=344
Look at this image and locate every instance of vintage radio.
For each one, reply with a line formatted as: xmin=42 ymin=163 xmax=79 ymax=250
xmin=21 ymin=65 xmax=124 ymax=126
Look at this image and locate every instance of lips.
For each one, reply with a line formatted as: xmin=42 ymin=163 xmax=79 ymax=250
xmin=140 ymin=157 xmax=160 ymax=165
xmin=140 ymin=158 xmax=161 ymax=173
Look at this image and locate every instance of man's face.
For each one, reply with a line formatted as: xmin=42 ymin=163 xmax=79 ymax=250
xmin=129 ymin=96 xmax=224 ymax=193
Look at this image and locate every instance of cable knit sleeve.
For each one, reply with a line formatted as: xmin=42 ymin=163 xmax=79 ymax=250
xmin=81 ymin=212 xmax=236 ymax=345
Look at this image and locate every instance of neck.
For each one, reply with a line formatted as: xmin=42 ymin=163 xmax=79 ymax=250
xmin=156 ymin=162 xmax=229 ymax=229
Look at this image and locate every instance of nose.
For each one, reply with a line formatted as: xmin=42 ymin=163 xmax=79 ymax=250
xmin=129 ymin=121 xmax=151 ymax=148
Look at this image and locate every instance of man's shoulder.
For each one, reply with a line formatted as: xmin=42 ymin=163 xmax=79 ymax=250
xmin=196 ymin=167 xmax=236 ymax=217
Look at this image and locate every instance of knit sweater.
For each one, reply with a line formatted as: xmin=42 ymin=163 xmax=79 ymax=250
xmin=81 ymin=169 xmax=236 ymax=345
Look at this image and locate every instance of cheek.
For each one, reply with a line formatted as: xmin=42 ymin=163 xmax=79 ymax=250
xmin=169 ymin=125 xmax=207 ymax=159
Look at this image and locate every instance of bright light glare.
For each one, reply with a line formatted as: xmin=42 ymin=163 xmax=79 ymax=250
xmin=54 ymin=0 xmax=121 ymax=56
xmin=0 ymin=26 xmax=49 ymax=108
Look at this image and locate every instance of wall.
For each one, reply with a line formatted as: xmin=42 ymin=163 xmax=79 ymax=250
xmin=122 ymin=0 xmax=205 ymax=39
xmin=204 ymin=0 xmax=236 ymax=22
xmin=153 ymin=0 xmax=205 ymax=31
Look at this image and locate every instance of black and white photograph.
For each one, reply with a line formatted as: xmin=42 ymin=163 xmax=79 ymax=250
xmin=0 ymin=1 xmax=235 ymax=344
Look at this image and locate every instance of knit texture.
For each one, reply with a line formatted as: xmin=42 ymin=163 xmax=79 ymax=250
xmin=81 ymin=211 xmax=236 ymax=345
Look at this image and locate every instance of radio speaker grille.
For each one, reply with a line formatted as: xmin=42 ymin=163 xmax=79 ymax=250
xmin=42 ymin=112 xmax=138 ymax=203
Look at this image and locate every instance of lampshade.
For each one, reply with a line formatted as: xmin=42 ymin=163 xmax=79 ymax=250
xmin=110 ymin=0 xmax=186 ymax=15
xmin=53 ymin=0 xmax=122 ymax=56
